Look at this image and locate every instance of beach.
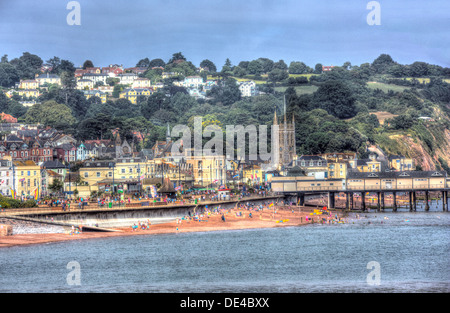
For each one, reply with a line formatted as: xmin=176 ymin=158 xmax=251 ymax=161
xmin=0 ymin=205 xmax=341 ymax=248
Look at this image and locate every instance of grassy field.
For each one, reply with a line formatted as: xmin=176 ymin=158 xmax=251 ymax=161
xmin=404 ymin=77 xmax=450 ymax=84
xmin=371 ymin=111 xmax=398 ymax=124
xmin=274 ymin=85 xmax=319 ymax=95
xmin=288 ymin=73 xmax=319 ymax=80
xmin=232 ymin=77 xmax=267 ymax=85
xmin=366 ymin=81 xmax=411 ymax=93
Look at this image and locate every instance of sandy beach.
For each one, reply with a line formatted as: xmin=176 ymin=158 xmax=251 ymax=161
xmin=0 ymin=206 xmax=339 ymax=248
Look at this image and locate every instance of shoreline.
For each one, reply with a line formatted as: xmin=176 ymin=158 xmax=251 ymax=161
xmin=0 ymin=206 xmax=340 ymax=248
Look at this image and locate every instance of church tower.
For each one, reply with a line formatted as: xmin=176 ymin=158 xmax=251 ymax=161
xmin=274 ymin=96 xmax=296 ymax=170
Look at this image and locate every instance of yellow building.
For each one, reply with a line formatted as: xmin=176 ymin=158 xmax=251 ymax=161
xmin=77 ymin=79 xmax=94 ymax=90
xmin=13 ymin=160 xmax=41 ymax=198
xmin=79 ymin=161 xmax=112 ymax=192
xmin=83 ymin=90 xmax=107 ymax=103
xmin=119 ymin=88 xmax=153 ymax=104
xmin=348 ymin=153 xmax=382 ymax=173
xmin=36 ymin=73 xmax=61 ymax=86
xmin=185 ymin=153 xmax=227 ymax=187
xmin=79 ymin=158 xmax=194 ymax=194
xmin=19 ymin=80 xmax=39 ymax=89
xmin=327 ymin=161 xmax=348 ymax=179
xmin=17 ymin=89 xmax=40 ymax=98
xmin=242 ymin=164 xmax=263 ymax=184
xmin=388 ymin=155 xmax=415 ymax=171
xmin=132 ymin=78 xmax=152 ymax=88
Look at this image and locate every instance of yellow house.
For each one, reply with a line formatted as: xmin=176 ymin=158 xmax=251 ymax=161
xmin=17 ymin=89 xmax=40 ymax=98
xmin=327 ymin=161 xmax=348 ymax=179
xmin=119 ymin=88 xmax=153 ymax=104
xmin=83 ymin=90 xmax=107 ymax=103
xmin=185 ymin=153 xmax=227 ymax=187
xmin=36 ymin=73 xmax=61 ymax=86
xmin=77 ymin=79 xmax=94 ymax=90
xmin=388 ymin=155 xmax=415 ymax=171
xmin=13 ymin=160 xmax=41 ymax=198
xmin=79 ymin=161 xmax=112 ymax=192
xmin=19 ymin=80 xmax=39 ymax=89
xmin=242 ymin=164 xmax=263 ymax=184
xmin=140 ymin=158 xmax=194 ymax=187
xmin=132 ymin=78 xmax=152 ymax=88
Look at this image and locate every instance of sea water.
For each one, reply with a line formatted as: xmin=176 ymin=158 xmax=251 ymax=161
xmin=0 ymin=211 xmax=448 ymax=293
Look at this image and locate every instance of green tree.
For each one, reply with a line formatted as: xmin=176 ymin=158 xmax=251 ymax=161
xmin=49 ymin=178 xmax=64 ymax=194
xmin=200 ymin=59 xmax=217 ymax=72
xmin=23 ymin=100 xmax=77 ymax=127
xmin=371 ymin=54 xmax=395 ymax=74
xmin=257 ymin=58 xmax=274 ymax=73
xmin=314 ymin=63 xmax=323 ymax=74
xmin=289 ymin=61 xmax=311 ymax=74
xmin=168 ymin=52 xmax=186 ymax=64
xmin=312 ymin=80 xmax=357 ymax=119
xmin=83 ymin=60 xmax=94 ymax=69
xmin=149 ymin=58 xmax=166 ymax=68
xmin=136 ymin=58 xmax=150 ymax=67
xmin=268 ymin=68 xmax=288 ymax=82
xmin=273 ymin=60 xmax=288 ymax=71
xmin=0 ymin=62 xmax=20 ymax=87
xmin=247 ymin=60 xmax=263 ymax=75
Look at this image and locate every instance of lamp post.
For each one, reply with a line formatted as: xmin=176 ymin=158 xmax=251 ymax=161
xmin=208 ymin=165 xmax=211 ymax=191
xmin=108 ymin=162 xmax=115 ymax=198
xmin=9 ymin=160 xmax=16 ymax=199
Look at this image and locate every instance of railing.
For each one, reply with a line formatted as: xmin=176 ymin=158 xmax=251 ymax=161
xmin=0 ymin=194 xmax=282 ymax=215
xmin=282 ymin=184 xmax=448 ymax=192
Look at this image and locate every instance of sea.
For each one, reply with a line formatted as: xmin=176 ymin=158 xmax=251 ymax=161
xmin=0 ymin=207 xmax=449 ymax=293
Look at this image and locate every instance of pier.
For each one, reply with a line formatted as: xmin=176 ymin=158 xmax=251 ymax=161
xmin=272 ymin=170 xmax=450 ymax=212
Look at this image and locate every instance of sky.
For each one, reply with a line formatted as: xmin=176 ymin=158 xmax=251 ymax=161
xmin=0 ymin=0 xmax=449 ymax=69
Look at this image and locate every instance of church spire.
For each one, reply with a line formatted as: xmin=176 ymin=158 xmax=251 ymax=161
xmin=273 ymin=107 xmax=278 ymax=125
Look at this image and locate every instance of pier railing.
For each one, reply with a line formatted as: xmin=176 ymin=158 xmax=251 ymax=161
xmin=289 ymin=184 xmax=446 ymax=192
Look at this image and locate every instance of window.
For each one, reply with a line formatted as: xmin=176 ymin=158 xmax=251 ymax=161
xmin=84 ymin=172 xmax=89 ymax=178
xmin=97 ymin=172 xmax=101 ymax=177
xmin=121 ymin=169 xmax=125 ymax=174
xmin=108 ymin=172 xmax=112 ymax=177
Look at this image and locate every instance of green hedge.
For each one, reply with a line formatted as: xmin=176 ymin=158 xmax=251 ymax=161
xmin=0 ymin=195 xmax=38 ymax=209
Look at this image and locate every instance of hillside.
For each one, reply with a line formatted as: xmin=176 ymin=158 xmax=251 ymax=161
xmin=0 ymin=52 xmax=449 ymax=173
